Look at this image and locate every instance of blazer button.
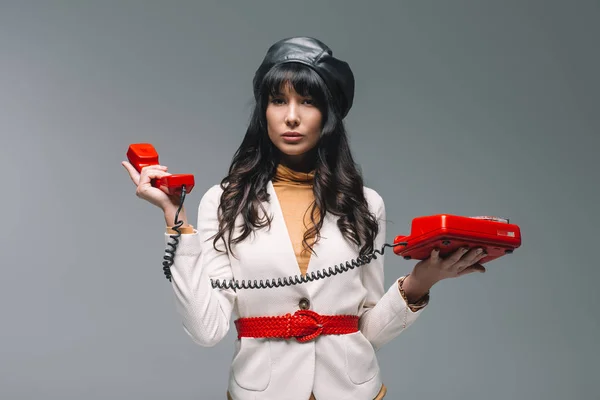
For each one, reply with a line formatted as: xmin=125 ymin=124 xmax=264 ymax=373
xmin=298 ymin=297 xmax=310 ymax=310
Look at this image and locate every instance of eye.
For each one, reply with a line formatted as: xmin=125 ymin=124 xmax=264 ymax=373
xmin=270 ymin=97 xmax=285 ymax=105
xmin=302 ymin=98 xmax=315 ymax=105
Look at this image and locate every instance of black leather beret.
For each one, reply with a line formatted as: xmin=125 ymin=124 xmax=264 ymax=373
xmin=253 ymin=36 xmax=355 ymax=118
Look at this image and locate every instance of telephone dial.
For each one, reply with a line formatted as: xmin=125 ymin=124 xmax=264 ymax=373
xmin=127 ymin=143 xmax=522 ymax=289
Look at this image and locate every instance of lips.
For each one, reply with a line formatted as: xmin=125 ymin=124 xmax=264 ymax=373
xmin=281 ymin=131 xmax=304 ymax=143
xmin=282 ymin=131 xmax=302 ymax=137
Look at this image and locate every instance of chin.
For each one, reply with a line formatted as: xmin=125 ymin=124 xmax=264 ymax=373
xmin=277 ymin=145 xmax=310 ymax=157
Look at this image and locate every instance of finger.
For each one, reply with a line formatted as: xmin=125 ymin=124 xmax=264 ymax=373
xmin=135 ymin=170 xmax=173 ymax=199
xmin=457 ymin=263 xmax=486 ymax=277
xmin=122 ymin=162 xmax=167 ymax=182
xmin=122 ymin=161 xmax=141 ymax=185
xmin=139 ymin=170 xmax=172 ymax=185
xmin=475 ymin=250 xmax=488 ymax=262
xmin=460 ymin=248 xmax=486 ymax=266
xmin=140 ymin=165 xmax=168 ymax=180
xmin=141 ymin=164 xmax=168 ymax=172
xmin=452 ymin=248 xmax=486 ymax=272
xmin=429 ymin=248 xmax=440 ymax=262
xmin=445 ymin=246 xmax=469 ymax=266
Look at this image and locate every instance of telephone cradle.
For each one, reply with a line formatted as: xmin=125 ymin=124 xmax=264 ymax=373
xmin=126 ymin=143 xmax=522 ymax=287
xmin=392 ymin=214 xmax=522 ymax=264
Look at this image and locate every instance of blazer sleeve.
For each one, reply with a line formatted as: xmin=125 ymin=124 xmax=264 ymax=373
xmin=165 ymin=184 xmax=237 ymax=347
xmin=358 ymin=189 xmax=425 ymax=351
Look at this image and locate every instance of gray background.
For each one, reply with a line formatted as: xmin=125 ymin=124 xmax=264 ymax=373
xmin=1 ymin=0 xmax=598 ymax=399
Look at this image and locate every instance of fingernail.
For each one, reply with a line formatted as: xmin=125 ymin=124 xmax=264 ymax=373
xmin=476 ymin=248 xmax=482 ymax=254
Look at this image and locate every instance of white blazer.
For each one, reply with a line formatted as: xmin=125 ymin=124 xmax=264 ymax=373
xmin=165 ymin=181 xmax=424 ymax=400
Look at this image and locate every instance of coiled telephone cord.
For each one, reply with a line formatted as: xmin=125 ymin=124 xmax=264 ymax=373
xmin=161 ymin=187 xmax=407 ymax=289
xmin=162 ymin=186 xmax=187 ymax=282
xmin=210 ymin=241 xmax=406 ymax=291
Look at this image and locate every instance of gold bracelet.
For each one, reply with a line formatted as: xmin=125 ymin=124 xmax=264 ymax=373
xmin=398 ymin=275 xmax=430 ymax=312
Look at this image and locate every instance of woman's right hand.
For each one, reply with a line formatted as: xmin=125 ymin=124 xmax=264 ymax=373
xmin=122 ymin=161 xmax=180 ymax=212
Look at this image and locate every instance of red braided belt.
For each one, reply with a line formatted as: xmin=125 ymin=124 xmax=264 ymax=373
xmin=234 ymin=309 xmax=359 ymax=343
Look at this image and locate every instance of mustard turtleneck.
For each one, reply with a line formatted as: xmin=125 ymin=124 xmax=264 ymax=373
xmin=272 ymin=163 xmax=319 ymax=276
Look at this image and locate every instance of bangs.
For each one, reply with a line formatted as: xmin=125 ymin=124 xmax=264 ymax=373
xmin=260 ymin=62 xmax=328 ymax=106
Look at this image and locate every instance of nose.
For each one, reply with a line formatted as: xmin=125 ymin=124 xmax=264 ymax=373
xmin=284 ymin=104 xmax=300 ymax=127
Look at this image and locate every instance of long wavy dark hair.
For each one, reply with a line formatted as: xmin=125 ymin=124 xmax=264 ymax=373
xmin=213 ymin=62 xmax=379 ymax=258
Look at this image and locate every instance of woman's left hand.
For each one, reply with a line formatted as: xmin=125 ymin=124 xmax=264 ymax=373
xmin=401 ymin=247 xmax=487 ymax=302
xmin=414 ymin=246 xmax=487 ymax=285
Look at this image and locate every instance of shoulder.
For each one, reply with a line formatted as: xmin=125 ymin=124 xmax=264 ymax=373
xmin=362 ymin=186 xmax=385 ymax=216
xmin=197 ymin=184 xmax=224 ymax=215
xmin=362 ymin=186 xmax=384 ymax=208
xmin=201 ymin=183 xmax=224 ymax=201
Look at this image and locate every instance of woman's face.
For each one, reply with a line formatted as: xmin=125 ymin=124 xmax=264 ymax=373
xmin=266 ymin=83 xmax=322 ymax=170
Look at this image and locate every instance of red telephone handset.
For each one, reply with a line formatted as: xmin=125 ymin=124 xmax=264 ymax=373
xmin=126 ymin=143 xmax=195 ymax=196
xmin=393 ymin=214 xmax=521 ymax=264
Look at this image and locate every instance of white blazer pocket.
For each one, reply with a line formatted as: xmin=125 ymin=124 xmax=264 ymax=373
xmin=344 ymin=331 xmax=379 ymax=384
xmin=231 ymin=338 xmax=272 ymax=391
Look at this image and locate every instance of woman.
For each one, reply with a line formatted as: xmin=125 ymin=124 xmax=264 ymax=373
xmin=123 ymin=36 xmax=487 ymax=400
